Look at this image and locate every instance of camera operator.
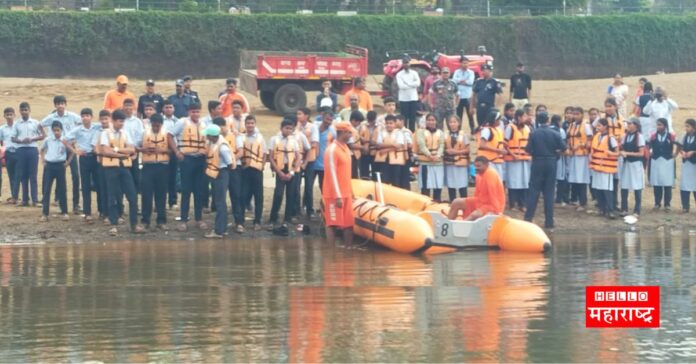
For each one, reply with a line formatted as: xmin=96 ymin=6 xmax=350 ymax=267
xmin=471 ymin=64 xmax=503 ymax=130
xmin=642 ymin=86 xmax=678 ymax=135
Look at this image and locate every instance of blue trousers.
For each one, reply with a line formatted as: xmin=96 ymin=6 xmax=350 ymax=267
xmin=302 ymin=162 xmax=316 ymax=216
xmin=79 ymin=154 xmax=99 ymax=216
xmin=3 ymin=151 xmax=19 ymax=200
xmin=104 ymin=167 xmax=138 ymax=228
xmin=228 ymin=168 xmax=243 ymax=225
xmin=97 ymin=164 xmax=122 ymax=217
xmin=141 ymin=163 xmax=168 ymax=225
xmin=211 ymin=168 xmax=229 ymax=235
xmin=269 ymin=168 xmax=298 ymax=223
xmin=42 ymin=161 xmax=67 ymax=216
xmin=525 ymin=158 xmax=557 ymax=228
xmin=180 ymin=155 xmax=207 ymax=222
xmin=167 ymin=155 xmax=178 ymax=207
xmin=16 ymin=147 xmax=39 ymax=204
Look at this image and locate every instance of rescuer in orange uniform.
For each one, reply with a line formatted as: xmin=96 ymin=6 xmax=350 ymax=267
xmin=323 ymin=122 xmax=354 ymax=247
xmin=447 ymin=156 xmax=505 ymax=220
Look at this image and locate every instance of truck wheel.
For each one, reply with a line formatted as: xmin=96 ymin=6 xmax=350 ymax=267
xmin=273 ymin=84 xmax=306 ymax=115
xmin=260 ymin=91 xmax=275 ymax=110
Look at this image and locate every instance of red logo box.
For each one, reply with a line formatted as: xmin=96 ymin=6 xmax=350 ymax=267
xmin=586 ymin=286 xmax=660 ymax=328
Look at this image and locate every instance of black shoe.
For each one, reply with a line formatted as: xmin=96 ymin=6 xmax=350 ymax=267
xmin=607 ymin=212 xmax=618 ymax=220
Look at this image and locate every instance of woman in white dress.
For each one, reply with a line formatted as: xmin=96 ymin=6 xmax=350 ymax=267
xmin=648 ymin=118 xmax=676 ymax=211
xmin=590 ymin=118 xmax=620 ymax=219
xmin=444 ymin=115 xmax=470 ymax=202
xmin=619 ymin=119 xmax=645 ymax=216
xmin=677 ymin=119 xmax=696 ymax=213
xmin=608 ymin=74 xmax=629 ymax=117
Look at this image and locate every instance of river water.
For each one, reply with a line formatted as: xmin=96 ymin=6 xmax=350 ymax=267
xmin=0 ymin=231 xmax=695 ymax=362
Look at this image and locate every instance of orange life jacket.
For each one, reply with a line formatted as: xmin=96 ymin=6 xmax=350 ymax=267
xmin=179 ymin=119 xmax=206 ymax=154
xmin=590 ymin=133 xmax=618 ymax=174
xmin=141 ymin=129 xmax=170 ymax=164
xmin=568 ymin=120 xmax=591 ymax=156
xmin=444 ymin=130 xmax=469 ymax=166
xmin=350 ymin=126 xmax=362 ymax=160
xmin=298 ymin=122 xmax=318 ymax=162
xmin=273 ymin=135 xmax=300 ymax=172
xmin=415 ymin=128 xmax=443 ymax=162
xmin=477 ymin=126 xmax=505 ymax=164
xmin=242 ymin=133 xmax=265 ymax=171
xmin=101 ymin=130 xmax=132 ymax=168
xmin=205 ymin=138 xmax=231 ymax=178
xmin=359 ymin=123 xmax=381 ymax=157
xmin=504 ymin=123 xmax=530 ymax=161
xmin=375 ymin=130 xmax=405 ymax=165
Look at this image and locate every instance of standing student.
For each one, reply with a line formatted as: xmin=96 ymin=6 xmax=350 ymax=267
xmin=648 ymin=118 xmax=675 ymax=211
xmin=227 ymin=100 xmax=249 ymax=134
xmin=141 ymin=102 xmax=157 ymax=131
xmin=201 ymin=101 xmax=225 ymax=211
xmin=41 ymin=95 xmax=81 ymax=213
xmin=677 ymin=119 xmax=696 ymax=213
xmin=452 ymin=57 xmax=476 ymax=133
xmin=359 ymin=111 xmax=381 ymax=180
xmin=40 ymin=121 xmax=75 ymax=221
xmin=605 ymin=97 xmax=624 ymax=210
xmin=395 ymin=59 xmax=421 ymax=131
xmin=635 ymin=81 xmax=654 ymax=135
xmin=11 ymin=102 xmax=44 ymax=206
xmin=121 ymin=98 xmax=144 ymax=191
xmin=168 ymin=102 xmax=208 ymax=232
xmin=444 ymin=115 xmax=470 ymax=202
xmin=314 ymin=108 xmax=337 ymax=191
xmin=375 ymin=115 xmax=405 ymax=186
xmin=396 ymin=115 xmax=413 ymax=189
xmin=296 ymin=107 xmax=319 ymax=218
xmin=347 ymin=111 xmax=364 ymax=179
xmin=590 ymin=118 xmax=619 ymax=219
xmin=415 ymin=113 xmax=445 ymax=201
xmin=268 ymin=119 xmax=301 ymax=227
xmin=161 ymin=100 xmax=179 ymax=209
xmin=477 ymin=110 xmax=507 ymax=182
xmin=99 ymin=110 xmax=145 ymax=235
xmin=501 ymin=103 xmax=515 ymax=129
xmin=140 ymin=113 xmax=172 ymax=230
xmin=0 ymin=107 xmax=19 ymax=204
xmin=67 ymin=108 xmax=101 ymax=222
xmin=504 ymin=109 xmax=532 ymax=212
xmin=376 ymin=97 xmax=397 ymax=126
xmin=567 ymin=107 xmax=593 ymax=211
xmin=203 ymin=124 xmax=233 ymax=238
xmin=95 ymin=109 xmax=117 ymax=221
xmin=323 ymin=122 xmax=355 ymax=247
xmin=211 ymin=117 xmax=244 ymax=232
xmin=240 ymin=115 xmax=267 ymax=230
xmin=524 ymin=112 xmax=566 ymax=229
xmin=551 ymin=114 xmax=569 ymax=206
xmin=619 ymin=118 xmax=645 ymax=216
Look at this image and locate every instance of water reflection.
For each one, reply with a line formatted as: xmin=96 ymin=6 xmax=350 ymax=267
xmin=0 ymin=232 xmax=693 ymax=362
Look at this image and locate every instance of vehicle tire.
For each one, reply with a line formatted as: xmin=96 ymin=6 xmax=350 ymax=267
xmin=273 ymin=84 xmax=306 ymax=115
xmin=260 ymin=90 xmax=275 ymax=110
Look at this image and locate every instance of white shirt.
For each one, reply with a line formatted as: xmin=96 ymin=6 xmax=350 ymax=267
xmin=395 ymin=69 xmax=421 ymax=102
xmin=642 ymin=98 xmax=678 ymax=131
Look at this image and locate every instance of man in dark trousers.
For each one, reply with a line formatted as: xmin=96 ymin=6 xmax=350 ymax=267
xmin=524 ymin=112 xmax=566 ymax=230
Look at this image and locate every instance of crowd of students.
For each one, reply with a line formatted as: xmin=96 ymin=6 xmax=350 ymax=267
xmin=1 ymin=72 xmax=696 ymax=239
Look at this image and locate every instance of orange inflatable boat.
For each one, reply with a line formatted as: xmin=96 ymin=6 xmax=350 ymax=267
xmin=351 ymin=180 xmax=551 ymax=254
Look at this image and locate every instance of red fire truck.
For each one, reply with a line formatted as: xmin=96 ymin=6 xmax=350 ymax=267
xmin=239 ymin=45 xmax=370 ymax=115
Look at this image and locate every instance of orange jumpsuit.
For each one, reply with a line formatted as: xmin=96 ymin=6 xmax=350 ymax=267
xmin=461 ymin=167 xmax=506 ymax=218
xmin=322 ymin=141 xmax=353 ymax=228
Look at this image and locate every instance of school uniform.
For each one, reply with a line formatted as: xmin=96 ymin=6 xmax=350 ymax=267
xmin=12 ymin=118 xmax=42 ymax=205
xmin=679 ymin=133 xmax=696 ymax=211
xmin=359 ymin=122 xmax=381 ymax=181
xmin=269 ymin=134 xmax=300 ymax=224
xmin=619 ymin=132 xmax=645 ymax=214
xmin=478 ymin=126 xmax=506 ymax=182
xmin=0 ymin=123 xmax=19 ymax=200
xmin=42 ymin=111 xmax=81 ymax=211
xmin=240 ymin=131 xmax=267 ymax=225
xmin=67 ymin=124 xmax=101 ymax=217
xmin=348 ymin=126 xmax=361 ymax=179
xmin=567 ymin=121 xmax=593 ymax=207
xmin=648 ymin=131 xmax=675 ymax=208
xmin=169 ymin=117 xmax=208 ymax=223
xmin=590 ymin=133 xmax=619 ymax=216
xmin=162 ymin=114 xmax=179 ymax=207
xmin=41 ymin=135 xmax=70 ymax=216
xmin=100 ymin=129 xmax=139 ymax=229
xmin=296 ymin=121 xmax=319 ymax=217
xmin=504 ymin=123 xmax=532 ymax=209
xmin=223 ymin=132 xmax=243 ymax=227
xmin=444 ymin=130 xmax=469 ymax=201
xmin=123 ymin=115 xmax=145 ymax=192
xmin=415 ymin=128 xmax=445 ymax=201
xmin=375 ymin=129 xmax=405 ymax=186
xmin=399 ymin=127 xmax=414 ymax=190
xmin=553 ymin=126 xmax=569 ymax=204
xmin=140 ymin=129 xmax=170 ymax=227
xmin=314 ymin=125 xmax=337 ymax=192
xmin=206 ymin=138 xmax=233 ymax=235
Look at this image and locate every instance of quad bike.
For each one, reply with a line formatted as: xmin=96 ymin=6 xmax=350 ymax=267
xmin=381 ymin=46 xmax=494 ymax=99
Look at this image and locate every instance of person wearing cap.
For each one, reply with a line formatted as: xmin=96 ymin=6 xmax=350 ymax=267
xmin=103 ymin=75 xmax=136 ymax=112
xmin=219 ymin=79 xmax=250 ymax=117
xmin=99 ymin=109 xmax=145 ymax=236
xmin=343 ymin=77 xmax=373 ymax=113
xmin=41 ymin=95 xmax=82 ymax=213
xmin=453 ymin=57 xmax=476 ymax=134
xmin=66 ymin=107 xmax=102 ymax=222
xmin=524 ymin=112 xmax=566 ymax=230
xmin=430 ymin=67 xmax=459 ymax=130
xmin=509 ymin=62 xmax=532 ymax=111
xmin=323 ymin=121 xmax=354 ymax=247
xmin=268 ymin=118 xmax=302 ymax=228
xmin=338 ymin=94 xmax=366 ymax=123
xmin=472 ymin=64 xmax=503 ymax=129
xmin=12 ymin=101 xmax=45 ymax=207
xmin=137 ymin=79 xmax=164 ymax=118
xmin=182 ymin=75 xmax=200 ymax=105
xmin=395 ymin=59 xmax=421 ymax=131
xmin=167 ymin=79 xmax=193 ymax=119
xmin=140 ymin=113 xmax=174 ymax=230
xmin=168 ymin=102 xmax=208 ymax=232
xmin=201 ymin=122 xmax=232 ymax=238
